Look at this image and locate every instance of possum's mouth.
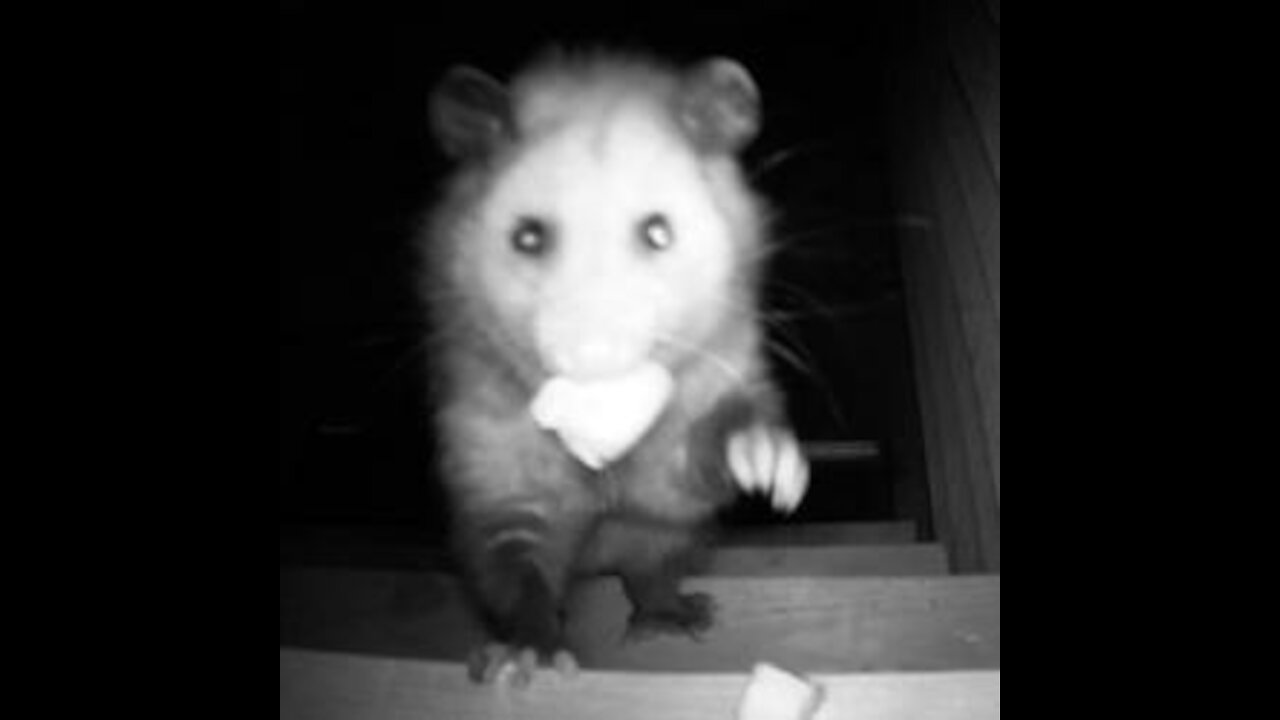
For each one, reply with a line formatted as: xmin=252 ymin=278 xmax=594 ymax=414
xmin=533 ymin=295 xmax=667 ymax=381
xmin=530 ymin=361 xmax=675 ymax=470
xmin=538 ymin=336 xmax=657 ymax=382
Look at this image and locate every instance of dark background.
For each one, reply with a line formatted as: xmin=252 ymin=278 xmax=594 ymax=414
xmin=279 ymin=2 xmax=930 ymax=542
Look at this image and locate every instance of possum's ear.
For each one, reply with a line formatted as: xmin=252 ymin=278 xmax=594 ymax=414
xmin=430 ymin=66 xmax=512 ymax=160
xmin=679 ymin=58 xmax=761 ymax=154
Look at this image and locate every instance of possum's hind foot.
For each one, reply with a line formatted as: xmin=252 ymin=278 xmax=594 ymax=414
xmin=467 ymin=642 xmax=580 ymax=686
xmin=625 ymin=590 xmax=717 ymax=642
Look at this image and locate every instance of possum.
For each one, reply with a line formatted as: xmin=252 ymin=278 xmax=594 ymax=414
xmin=419 ymin=49 xmax=810 ymax=684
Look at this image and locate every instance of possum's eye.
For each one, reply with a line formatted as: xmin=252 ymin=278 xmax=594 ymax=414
xmin=510 ymin=217 xmax=553 ymax=257
xmin=638 ymin=213 xmax=675 ymax=252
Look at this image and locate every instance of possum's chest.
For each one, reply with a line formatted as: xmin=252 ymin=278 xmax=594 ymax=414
xmin=535 ymin=379 xmax=708 ymax=513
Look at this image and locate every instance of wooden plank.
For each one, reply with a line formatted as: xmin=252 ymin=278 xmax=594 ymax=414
xmin=901 ymin=222 xmax=978 ymax=572
xmin=896 ymin=225 xmax=959 ymax=569
xmin=566 ymin=575 xmax=999 ymax=673
xmin=281 ymin=566 xmax=483 ymax=662
xmin=280 ymin=648 xmax=1001 ymax=720
xmin=281 ymin=540 xmax=945 ymax=577
xmin=705 ymin=544 xmax=948 ymax=577
xmin=930 ymin=123 xmax=1001 ymax=505
xmin=947 ymin=0 xmax=1001 ymax=184
xmin=937 ymin=65 xmax=1001 ymax=322
xmin=801 ymin=439 xmax=881 ymax=462
xmin=886 ymin=27 xmax=974 ymax=572
xmin=281 ymin=568 xmax=1000 ymax=673
xmin=925 ymin=134 xmax=1002 ymax=562
xmin=892 ymin=65 xmax=1001 ymax=571
xmin=720 ymin=521 xmax=918 ymax=546
xmin=908 ymin=215 xmax=1000 ymax=572
xmin=279 ymin=522 xmax=926 ymax=571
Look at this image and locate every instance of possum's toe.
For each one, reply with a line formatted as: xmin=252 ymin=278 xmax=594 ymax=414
xmin=467 ymin=642 xmax=579 ymax=686
xmin=626 ymin=591 xmax=717 ymax=642
xmin=727 ymin=424 xmax=810 ymax=513
xmin=551 ymin=648 xmax=580 ymax=677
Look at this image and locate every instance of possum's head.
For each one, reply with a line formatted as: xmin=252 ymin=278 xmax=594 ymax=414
xmin=429 ymin=54 xmax=766 ymax=383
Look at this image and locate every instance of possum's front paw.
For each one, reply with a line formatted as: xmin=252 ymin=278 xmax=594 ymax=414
xmin=467 ymin=642 xmax=579 ymax=687
xmin=726 ymin=424 xmax=810 ymax=514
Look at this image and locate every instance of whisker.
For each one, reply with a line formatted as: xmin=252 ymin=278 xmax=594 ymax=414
xmin=748 ymin=145 xmax=806 ymax=182
xmin=703 ymin=289 xmax=858 ymax=435
xmin=747 ymin=139 xmax=847 ymax=183
xmin=654 ymin=296 xmax=853 ymax=433
xmin=762 ymin=302 xmax=878 ymax=324
xmin=689 ymin=292 xmax=828 ymax=378
xmin=760 ymin=327 xmax=853 ymax=436
xmin=654 ymin=332 xmax=748 ymax=388
xmin=765 ymin=281 xmax=848 ymax=323
xmin=770 ymin=220 xmax=864 ymax=247
xmin=763 ymin=335 xmax=817 ymax=380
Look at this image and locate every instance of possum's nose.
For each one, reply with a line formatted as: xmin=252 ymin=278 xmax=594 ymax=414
xmin=550 ymin=338 xmax=646 ymax=379
xmin=538 ymin=305 xmax=658 ymax=380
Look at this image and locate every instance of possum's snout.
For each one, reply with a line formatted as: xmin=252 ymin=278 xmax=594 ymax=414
xmin=545 ymin=335 xmax=648 ymax=380
xmin=536 ymin=296 xmax=660 ymax=380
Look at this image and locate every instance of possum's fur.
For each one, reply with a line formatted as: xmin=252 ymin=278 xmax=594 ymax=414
xmin=419 ymin=50 xmax=805 ymax=681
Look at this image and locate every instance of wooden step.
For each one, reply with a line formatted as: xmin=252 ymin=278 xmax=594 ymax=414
xmin=280 ymin=648 xmax=1000 ymax=720
xmin=279 ymin=521 xmax=924 ymax=571
xmin=280 ymin=537 xmax=947 ymax=578
xmin=280 ymin=567 xmax=998 ymax=673
xmin=706 ymin=543 xmax=947 ymax=576
xmin=720 ymin=521 xmax=919 ymax=546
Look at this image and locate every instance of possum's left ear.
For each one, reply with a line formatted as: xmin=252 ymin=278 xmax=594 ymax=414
xmin=679 ymin=58 xmax=761 ymax=154
xmin=430 ymin=66 xmax=512 ymax=160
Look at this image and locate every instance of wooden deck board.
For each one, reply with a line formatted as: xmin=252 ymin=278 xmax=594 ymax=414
xmin=280 ymin=540 xmax=947 ymax=577
xmin=280 ymin=648 xmax=1000 ymax=720
xmin=281 ymin=568 xmax=999 ymax=673
xmin=706 ymin=544 xmax=947 ymax=576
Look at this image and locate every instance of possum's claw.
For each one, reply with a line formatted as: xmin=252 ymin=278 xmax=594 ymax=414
xmin=726 ymin=424 xmax=810 ymax=513
xmin=625 ymin=591 xmax=717 ymax=642
xmin=467 ymin=642 xmax=579 ymax=686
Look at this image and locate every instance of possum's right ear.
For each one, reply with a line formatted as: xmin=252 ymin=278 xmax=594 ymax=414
xmin=430 ymin=66 xmax=512 ymax=160
xmin=679 ymin=58 xmax=761 ymax=154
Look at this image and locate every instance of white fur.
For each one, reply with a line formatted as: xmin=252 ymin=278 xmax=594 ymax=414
xmin=455 ymin=61 xmax=762 ymax=381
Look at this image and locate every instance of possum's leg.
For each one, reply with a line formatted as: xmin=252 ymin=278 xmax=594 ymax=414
xmin=603 ymin=386 xmax=806 ymax=642
xmin=440 ymin=402 xmax=596 ymax=684
xmin=458 ymin=503 xmax=592 ymax=684
xmin=584 ymin=517 xmax=716 ymax=642
xmin=470 ymin=511 xmax=565 ymax=649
